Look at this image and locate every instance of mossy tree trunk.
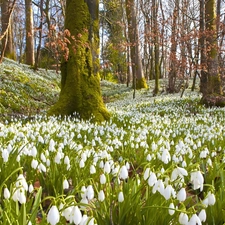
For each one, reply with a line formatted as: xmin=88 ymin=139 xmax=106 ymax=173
xmin=200 ymin=0 xmax=225 ymax=106
xmin=48 ymin=0 xmax=110 ymax=122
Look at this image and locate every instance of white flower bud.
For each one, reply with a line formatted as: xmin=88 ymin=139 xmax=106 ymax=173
xmin=98 ymin=190 xmax=105 ymax=202
xmin=118 ymin=191 xmax=124 ymax=202
xmin=47 ymin=205 xmax=60 ymax=225
xmin=4 ymin=187 xmax=10 ymax=199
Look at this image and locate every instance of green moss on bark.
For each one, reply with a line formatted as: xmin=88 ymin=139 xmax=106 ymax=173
xmin=136 ymin=77 xmax=148 ymax=90
xmin=48 ymin=0 xmax=110 ymax=122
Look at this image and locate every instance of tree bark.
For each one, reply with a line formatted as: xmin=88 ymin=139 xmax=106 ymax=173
xmin=200 ymin=0 xmax=224 ymax=106
xmin=125 ymin=0 xmax=147 ymax=90
xmin=0 ymin=0 xmax=16 ymax=61
xmin=25 ymin=0 xmax=35 ymax=66
xmin=48 ymin=0 xmax=110 ymax=122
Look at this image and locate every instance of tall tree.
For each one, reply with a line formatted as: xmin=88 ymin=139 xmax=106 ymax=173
xmin=125 ymin=0 xmax=147 ymax=90
xmin=0 ymin=0 xmax=16 ymax=62
xmin=200 ymin=0 xmax=225 ymax=106
xmin=25 ymin=0 xmax=35 ymax=65
xmin=48 ymin=0 xmax=110 ymax=121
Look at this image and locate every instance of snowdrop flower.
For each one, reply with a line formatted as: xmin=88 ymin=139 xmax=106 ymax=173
xmin=171 ymin=167 xmax=188 ymax=181
xmin=168 ymin=202 xmax=175 ymax=215
xmin=16 ymin=174 xmax=28 ymax=191
xmin=100 ymin=174 xmax=106 ymax=184
xmin=86 ymin=185 xmax=94 ymax=200
xmin=161 ymin=148 xmax=171 ymax=164
xmin=28 ymin=184 xmax=34 ymax=193
xmin=177 ymin=188 xmax=186 ymax=202
xmin=119 ymin=165 xmax=129 ymax=180
xmin=2 ymin=149 xmax=9 ymax=162
xmin=64 ymin=155 xmax=70 ymax=165
xmin=41 ymin=153 xmax=47 ymax=162
xmin=179 ymin=212 xmax=189 ymax=225
xmin=62 ymin=206 xmax=73 ymax=221
xmin=146 ymin=154 xmax=152 ymax=161
xmin=47 ymin=205 xmax=60 ymax=225
xmin=31 ymin=159 xmax=38 ymax=169
xmin=144 ymin=168 xmax=150 ymax=180
xmin=31 ymin=146 xmax=37 ymax=157
xmin=152 ymin=179 xmax=164 ymax=195
xmin=49 ymin=139 xmax=55 ymax=152
xmin=28 ymin=221 xmax=32 ymax=225
xmin=79 ymin=215 xmax=88 ymax=225
xmin=198 ymin=209 xmax=206 ymax=222
xmin=4 ymin=187 xmax=10 ymax=199
xmin=207 ymin=192 xmax=216 ymax=205
xmin=98 ymin=190 xmax=105 ymax=202
xmin=190 ymin=171 xmax=204 ymax=191
xmin=163 ymin=185 xmax=175 ymax=200
xmin=38 ymin=163 xmax=47 ymax=173
xmin=81 ymin=186 xmax=87 ymax=199
xmin=104 ymin=161 xmax=111 ymax=174
xmin=80 ymin=159 xmax=85 ymax=168
xmin=148 ymin=172 xmax=157 ymax=187
xmin=188 ymin=214 xmax=201 ymax=225
xmin=70 ymin=206 xmax=82 ymax=225
xmin=54 ymin=152 xmax=62 ymax=164
xmin=90 ymin=165 xmax=96 ymax=174
xmin=63 ymin=179 xmax=69 ymax=189
xmin=80 ymin=198 xmax=88 ymax=210
xmin=13 ymin=188 xmax=27 ymax=204
xmin=118 ymin=191 xmax=124 ymax=202
xmin=38 ymin=135 xmax=44 ymax=143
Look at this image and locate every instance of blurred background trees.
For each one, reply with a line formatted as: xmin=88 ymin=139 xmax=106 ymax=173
xmin=0 ymin=0 xmax=225 ymax=96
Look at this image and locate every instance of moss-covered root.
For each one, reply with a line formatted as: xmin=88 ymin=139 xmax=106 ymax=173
xmin=201 ymin=94 xmax=225 ymax=107
xmin=136 ymin=77 xmax=148 ymax=90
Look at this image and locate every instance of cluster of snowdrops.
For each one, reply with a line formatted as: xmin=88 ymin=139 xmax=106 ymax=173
xmin=0 ymin=92 xmax=225 ymax=225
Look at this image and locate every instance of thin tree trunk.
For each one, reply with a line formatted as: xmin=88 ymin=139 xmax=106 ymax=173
xmin=25 ymin=0 xmax=35 ymax=66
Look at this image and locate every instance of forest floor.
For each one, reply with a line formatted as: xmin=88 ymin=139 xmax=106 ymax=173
xmin=0 ymin=57 xmax=200 ymax=122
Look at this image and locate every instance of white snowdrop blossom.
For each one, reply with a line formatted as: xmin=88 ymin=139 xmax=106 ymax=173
xmin=31 ymin=159 xmax=38 ymax=169
xmin=62 ymin=206 xmax=73 ymax=221
xmin=80 ymin=159 xmax=85 ymax=168
xmin=161 ymin=148 xmax=171 ymax=164
xmin=148 ymin=172 xmax=157 ymax=187
xmin=190 ymin=171 xmax=204 ymax=191
xmin=86 ymin=185 xmax=94 ymax=200
xmin=28 ymin=184 xmax=34 ymax=193
xmin=2 ymin=149 xmax=9 ymax=162
xmin=168 ymin=202 xmax=175 ymax=215
xmin=118 ymin=191 xmax=124 ymax=202
xmin=188 ymin=214 xmax=201 ymax=225
xmin=71 ymin=206 xmax=82 ymax=225
xmin=171 ymin=167 xmax=188 ymax=181
xmin=16 ymin=174 xmax=28 ymax=191
xmin=90 ymin=165 xmax=96 ymax=174
xmin=198 ymin=209 xmax=206 ymax=222
xmin=98 ymin=190 xmax=105 ymax=202
xmin=47 ymin=205 xmax=60 ymax=225
xmin=179 ymin=213 xmax=189 ymax=225
xmin=144 ymin=168 xmax=150 ymax=180
xmin=177 ymin=188 xmax=186 ymax=202
xmin=163 ymin=185 xmax=175 ymax=200
xmin=119 ymin=165 xmax=129 ymax=180
xmin=207 ymin=192 xmax=216 ymax=205
xmin=4 ymin=187 xmax=10 ymax=199
xmin=100 ymin=174 xmax=106 ymax=184
xmin=63 ymin=179 xmax=69 ymax=189
xmin=104 ymin=161 xmax=111 ymax=174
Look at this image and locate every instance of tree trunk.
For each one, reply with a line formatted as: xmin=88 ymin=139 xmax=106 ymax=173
xmin=48 ymin=0 xmax=110 ymax=122
xmin=126 ymin=0 xmax=147 ymax=90
xmin=167 ymin=0 xmax=179 ymax=93
xmin=25 ymin=0 xmax=35 ymax=66
xmin=1 ymin=0 xmax=16 ymax=61
xmin=153 ymin=0 xmax=160 ymax=95
xmin=200 ymin=0 xmax=225 ymax=106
